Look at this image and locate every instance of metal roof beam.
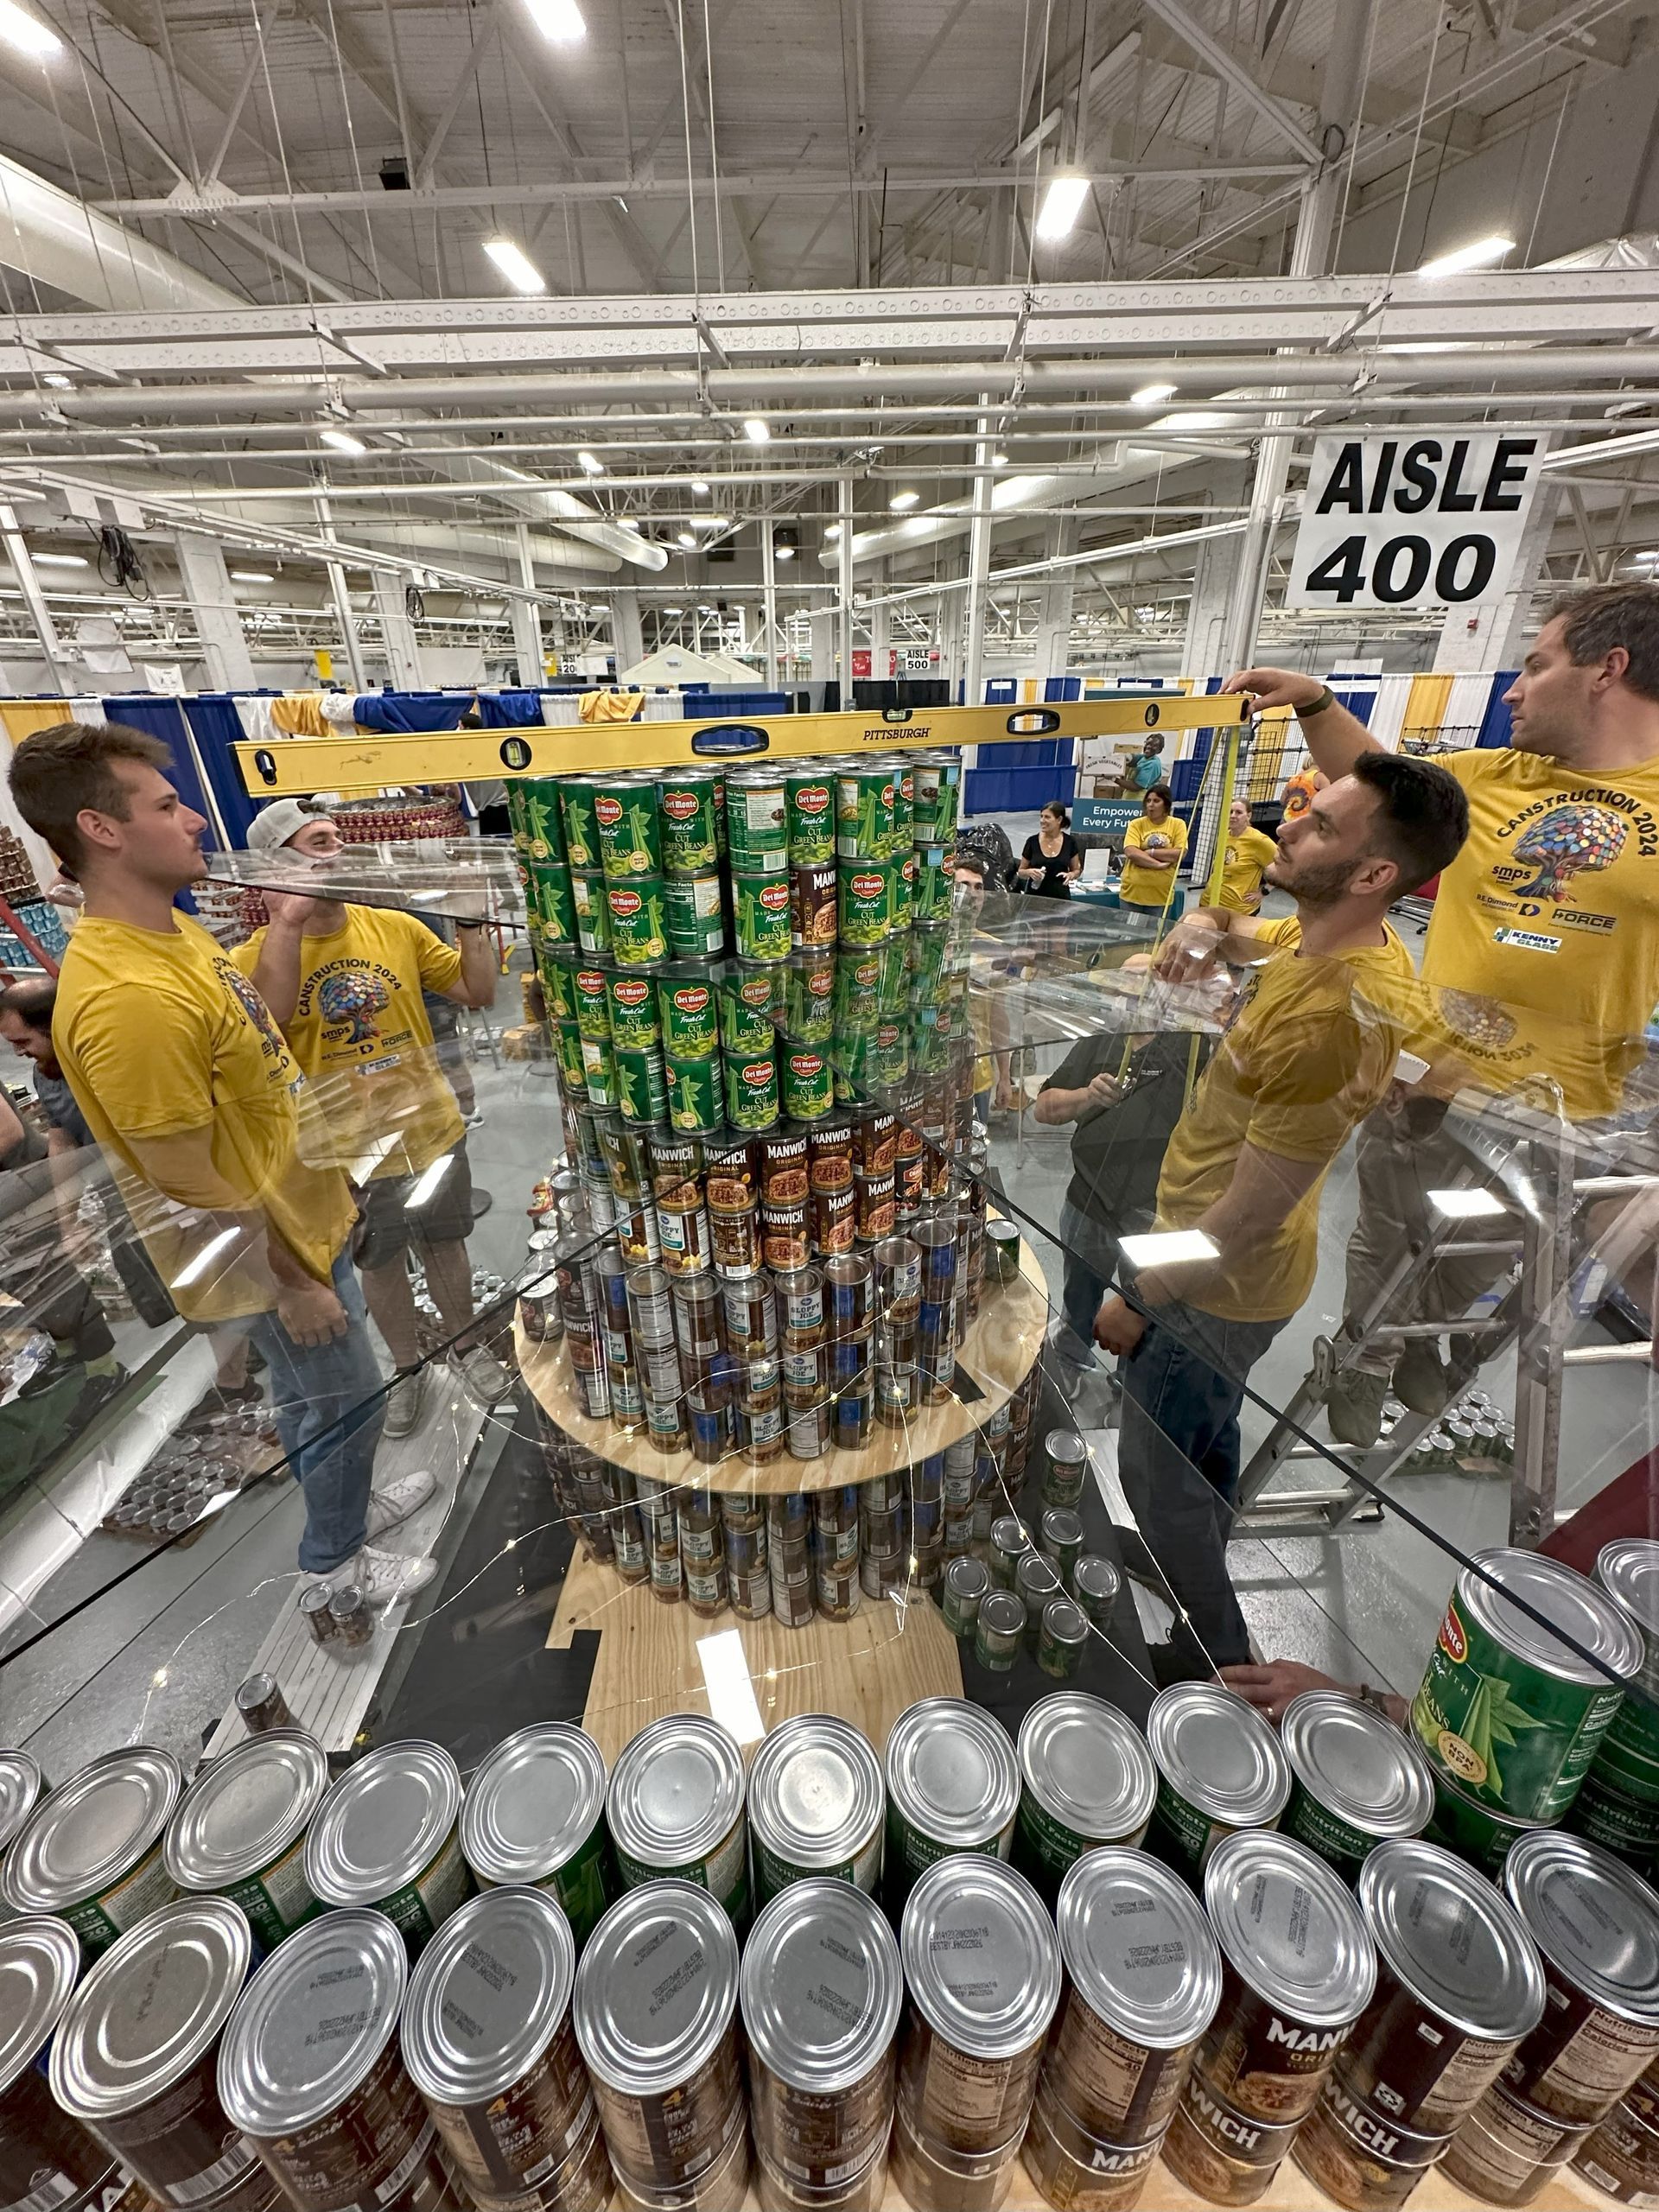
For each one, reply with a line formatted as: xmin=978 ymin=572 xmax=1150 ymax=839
xmin=1135 ymin=0 xmax=1321 ymax=163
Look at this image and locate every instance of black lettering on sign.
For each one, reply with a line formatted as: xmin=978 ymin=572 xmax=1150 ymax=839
xmin=1315 ymin=443 xmax=1366 ymax=514
xmin=1395 ymin=442 xmax=1440 ymax=513
xmin=1367 ymin=441 xmax=1397 ymax=513
xmin=1440 ymin=440 xmax=1478 ymax=512
xmin=1483 ymin=437 xmax=1538 ymax=512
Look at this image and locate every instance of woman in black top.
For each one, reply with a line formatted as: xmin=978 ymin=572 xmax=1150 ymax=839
xmin=1015 ymin=801 xmax=1083 ymax=898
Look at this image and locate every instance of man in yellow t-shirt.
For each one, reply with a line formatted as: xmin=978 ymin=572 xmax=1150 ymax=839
xmin=1217 ymin=798 xmax=1279 ymax=913
xmin=1094 ymin=753 xmax=1469 ymax=1677
xmin=1227 ymin=584 xmax=1659 ymax=1443
xmin=1117 ymin=785 xmax=1188 ymax=910
xmin=235 ymin=800 xmax=504 ymax=1438
xmin=6 ymin=723 xmax=435 ymax=1605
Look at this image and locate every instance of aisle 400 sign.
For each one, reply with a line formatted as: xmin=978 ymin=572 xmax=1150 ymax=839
xmin=1287 ymin=433 xmax=1544 ymax=610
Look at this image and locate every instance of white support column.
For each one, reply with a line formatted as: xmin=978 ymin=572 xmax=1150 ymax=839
xmin=809 ymin=609 xmax=835 ymax=683
xmin=962 ymin=397 xmax=995 ymax=707
xmin=837 ymin=474 xmax=855 ymax=697
xmin=612 ymin=586 xmax=644 ymax=673
xmin=371 ymin=569 xmax=425 ymax=688
xmin=316 ymin=495 xmax=366 ymax=691
xmin=868 ymin=561 xmax=890 ymax=679
xmin=1182 ymin=470 xmax=1250 ymax=679
xmin=1033 ymin=518 xmax=1077 ymax=683
xmin=174 ymin=531 xmax=256 ymax=690
xmin=512 ymin=524 xmax=544 ymax=684
xmin=0 ymin=504 xmax=67 ymax=689
xmin=760 ymin=522 xmax=779 ymax=689
xmin=1433 ymin=481 xmax=1561 ymax=674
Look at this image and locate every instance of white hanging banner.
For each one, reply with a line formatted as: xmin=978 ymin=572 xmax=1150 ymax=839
xmin=1287 ymin=433 xmax=1545 ymax=611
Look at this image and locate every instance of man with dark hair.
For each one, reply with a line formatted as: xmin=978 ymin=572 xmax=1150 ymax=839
xmin=0 ymin=976 xmax=92 ymax=1148
xmin=6 ymin=720 xmax=436 ymax=1605
xmin=1228 ymin=582 xmax=1659 ymax=1443
xmin=1096 ymin=753 xmax=1468 ymax=1678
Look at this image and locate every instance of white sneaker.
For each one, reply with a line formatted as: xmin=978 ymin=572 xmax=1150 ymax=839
xmin=365 ymin=1469 xmax=438 ymax=1542
xmin=454 ymin=1345 xmax=515 ymax=1404
xmin=384 ymin=1367 xmax=429 ymax=1439
xmin=324 ymin=1544 xmax=438 ymax=1609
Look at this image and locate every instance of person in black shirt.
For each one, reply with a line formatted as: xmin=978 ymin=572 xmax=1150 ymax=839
xmin=1014 ymin=801 xmax=1083 ymax=898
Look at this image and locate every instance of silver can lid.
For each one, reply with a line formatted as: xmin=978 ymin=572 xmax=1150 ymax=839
xmin=885 ymin=1698 xmax=1019 ymax=1852
xmin=1056 ymin=1847 xmax=1222 ymax=2051
xmin=460 ymin=1723 xmax=608 ymax=1887
xmin=1598 ymin=1538 xmax=1659 ymax=1643
xmin=1504 ymin=1829 xmax=1659 ymax=2026
xmin=741 ymin=1878 xmax=901 ymax=2094
xmin=1073 ymin=1556 xmax=1122 ymax=1608
xmin=1204 ymin=1831 xmax=1376 ymax=2031
xmin=1044 ymin=1430 xmax=1086 ymax=1471
xmin=165 ymin=1730 xmax=329 ymax=1893
xmin=1459 ymin=1548 xmax=1641 ymax=1687
xmin=302 ymin=1739 xmax=461 ymax=1907
xmin=217 ymin=1906 xmax=406 ymax=2135
xmin=1360 ymin=1839 xmax=1546 ymax=2044
xmin=52 ymin=1897 xmax=251 ymax=2119
xmin=944 ymin=1558 xmax=989 ymax=1601
xmin=0 ymin=1913 xmax=81 ymax=2094
xmin=900 ymin=1856 xmax=1059 ymax=2061
xmin=607 ymin=1714 xmax=745 ymax=1873
xmin=1281 ymin=1692 xmax=1436 ymax=1842
xmin=747 ymin=1713 xmax=883 ymax=1873
xmin=0 ymin=1748 xmax=45 ymax=1856
xmin=1 ymin=1745 xmax=181 ymax=1915
xmin=572 ymin=1880 xmax=738 ymax=2096
xmin=1147 ymin=1682 xmax=1290 ymax=1831
xmin=402 ymin=1885 xmax=575 ymax=2106
xmin=1018 ymin=1693 xmax=1157 ymax=1849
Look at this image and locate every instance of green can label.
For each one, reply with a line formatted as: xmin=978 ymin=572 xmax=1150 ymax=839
xmin=658 ymin=976 xmax=719 ymax=1058
xmin=836 ymin=770 xmax=894 ymax=861
xmin=911 ymin=758 xmax=960 ymax=843
xmin=888 ymin=763 xmax=913 ymax=858
xmin=555 ymin=1020 xmax=588 ymax=1095
xmin=506 ymin=779 xmax=530 ymax=854
xmin=581 ymin=1032 xmax=616 ymax=1107
xmin=658 ymin=775 xmax=721 ymax=874
xmin=574 ymin=965 xmax=612 ymax=1040
xmin=1599 ymin=1692 xmax=1659 ymax=1776
xmin=594 ymin=780 xmax=662 ymax=880
xmin=753 ymin=1830 xmax=880 ymax=1910
xmin=666 ymin=1053 xmax=723 ymax=1135
xmin=908 ymin=924 xmax=949 ymax=999
xmin=223 ymin=1839 xmax=323 ymax=1951
xmin=728 ymin=777 xmax=788 ymax=872
xmin=571 ymin=870 xmax=611 ymax=953
xmin=1147 ymin=1780 xmax=1237 ymax=1885
xmin=785 ymin=956 xmax=836 ymax=1046
xmin=664 ymin=872 xmax=727 ymax=957
xmin=1281 ymin=1778 xmax=1376 ymax=1885
xmin=1412 ymin=1591 xmax=1628 ymax=1823
xmin=537 ymin=947 xmax=579 ymax=1022
xmin=372 ymin=1829 xmax=474 ymax=1956
xmin=616 ymin=1818 xmax=747 ymax=1926
xmin=735 ymin=874 xmax=792 ymax=963
xmin=720 ymin=965 xmax=780 ymax=1054
xmin=725 ymin=1051 xmax=780 ymax=1130
xmin=785 ymin=775 xmax=836 ymax=865
xmin=782 ymin=1049 xmax=833 ymax=1121
xmin=870 ymin=1019 xmax=908 ymax=1085
xmin=519 ymin=777 xmax=567 ymax=864
xmin=614 ymin=1045 xmax=669 ymax=1126
xmin=1423 ymin=1776 xmax=1522 ymax=1878
xmin=912 ymin=849 xmax=950 ymax=924
xmin=1570 ymin=1779 xmax=1659 ymax=1859
xmin=524 ymin=861 xmax=575 ymax=947
xmin=1013 ymin=1789 xmax=1135 ymax=1899
xmin=559 ymin=779 xmax=601 ymax=871
xmin=539 ymin=1817 xmax=614 ymax=1948
xmin=834 ymin=950 xmax=882 ymax=1036
xmin=606 ymin=970 xmax=660 ymax=1052
xmin=606 ymin=878 xmax=670 ymax=965
xmin=838 ymin=862 xmax=893 ymax=946
xmin=893 ymin=851 xmax=916 ymax=927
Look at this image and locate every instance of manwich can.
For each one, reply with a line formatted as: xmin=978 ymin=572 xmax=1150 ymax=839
xmin=163 ymin=1728 xmax=328 ymax=1950
xmin=0 ymin=1745 xmax=181 ymax=1959
xmin=1145 ymin=1682 xmax=1291 ymax=1888
xmin=1013 ymin=1692 xmax=1158 ymax=1901
xmin=460 ymin=1721 xmax=614 ymax=1949
xmin=302 ymin=1739 xmax=472 ymax=1956
xmin=747 ymin=1713 xmax=885 ymax=1906
xmin=882 ymin=1696 xmax=1019 ymax=1918
xmin=606 ymin=1713 xmax=749 ymax=1928
xmin=0 ymin=1913 xmax=117 ymax=2212
xmin=1281 ymin=1691 xmax=1438 ymax=1885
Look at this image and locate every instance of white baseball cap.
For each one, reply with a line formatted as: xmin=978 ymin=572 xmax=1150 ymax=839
xmin=246 ymin=798 xmax=321 ymax=852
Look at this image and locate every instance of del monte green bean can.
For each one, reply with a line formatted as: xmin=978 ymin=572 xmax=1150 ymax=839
xmin=725 ymin=766 xmax=787 ymax=874
xmin=605 ymin=968 xmax=660 ymax=1052
xmin=459 ymin=1721 xmax=613 ymax=1948
xmin=1014 ymin=1692 xmax=1158 ymax=1902
xmin=163 ymin=1728 xmax=329 ymax=1949
xmin=881 ymin=1695 xmax=1019 ymax=1918
xmin=746 ymin=1713 xmax=884 ymax=1905
xmin=785 ymin=770 xmax=836 ymax=865
xmin=606 ymin=876 xmax=670 ymax=965
xmin=518 ymin=775 xmax=566 ymax=863
xmin=664 ymin=870 xmax=726 ymax=957
xmin=734 ymin=873 xmax=791 ymax=963
xmin=657 ymin=769 xmax=721 ymax=874
xmin=836 ymin=766 xmax=893 ymax=861
xmin=1145 ymin=1681 xmax=1290 ymax=1887
xmin=725 ymin=1050 xmax=779 ymax=1131
xmin=606 ymin=1713 xmax=748 ymax=1927
xmin=594 ymin=775 xmax=663 ymax=880
xmin=658 ymin=964 xmax=719 ymax=1058
xmin=667 ymin=1053 xmax=722 ymax=1135
xmin=1411 ymin=1547 xmax=1642 ymax=1824
xmin=558 ymin=774 xmax=602 ymax=872
xmin=1281 ymin=1690 xmax=1437 ymax=1884
xmin=302 ymin=1738 xmax=472 ymax=1955
xmin=1592 ymin=1539 xmax=1659 ymax=1789
xmin=1 ymin=1745 xmax=181 ymax=1956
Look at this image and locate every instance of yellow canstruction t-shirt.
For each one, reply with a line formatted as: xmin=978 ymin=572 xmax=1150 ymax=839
xmin=232 ymin=905 xmax=465 ymax=1179
xmin=1154 ymin=917 xmax=1420 ymax=1323
xmin=1119 ymin=812 xmax=1188 ymax=908
xmin=1419 ymin=747 xmax=1659 ymax=1121
xmin=51 ymin=913 xmax=356 ymax=1323
xmin=1217 ymin=826 xmax=1279 ymax=912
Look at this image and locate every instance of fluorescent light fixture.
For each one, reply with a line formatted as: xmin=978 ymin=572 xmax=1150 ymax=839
xmin=662 ymin=605 xmax=683 ymax=614
xmin=171 ymin=1225 xmax=242 ymax=1291
xmin=1035 ymin=173 xmax=1089 ymax=243
xmin=484 ymin=236 xmax=547 ymax=293
xmin=231 ymin=569 xmax=273 ymax=583
xmin=989 ymin=449 xmax=1009 ymax=467
xmin=775 ymin=544 xmax=794 ymax=560
xmin=691 ymin=479 xmax=711 ymax=495
xmin=824 ymin=521 xmax=842 ymax=539
xmin=575 ymin=448 xmax=604 ymax=474
xmin=1428 ymin=1187 xmax=1508 ymax=1221
xmin=30 ymin=550 xmax=86 ymax=567
xmin=696 ymin=1630 xmax=766 ymax=1745
xmin=1418 ymin=232 xmax=1514 ymax=280
xmin=889 ymin=491 xmax=920 ymax=512
xmin=404 ymin=1152 xmax=456 ymax=1210
xmin=41 ymin=371 xmax=72 ymax=389
xmin=677 ymin=530 xmax=696 ymax=547
xmin=1154 ymin=410 xmax=1232 ymax=433
xmin=1118 ymin=1227 xmax=1220 ymax=1269
xmin=320 ymin=426 xmax=366 ymax=454
xmin=0 ymin=0 xmax=61 ymax=57
xmin=1131 ymin=381 xmax=1178 ymax=406
xmin=742 ymin=416 xmax=770 ymax=444
xmin=523 ymin=0 xmax=585 ymax=41
xmin=692 ymin=514 xmax=725 ymax=529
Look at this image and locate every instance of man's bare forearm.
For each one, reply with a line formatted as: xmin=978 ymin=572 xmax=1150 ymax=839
xmin=452 ymin=923 xmax=498 ymax=1008
xmin=245 ymin=915 xmax=308 ymax=1029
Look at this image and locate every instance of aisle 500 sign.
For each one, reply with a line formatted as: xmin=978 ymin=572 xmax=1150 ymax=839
xmin=1287 ymin=433 xmax=1543 ymax=610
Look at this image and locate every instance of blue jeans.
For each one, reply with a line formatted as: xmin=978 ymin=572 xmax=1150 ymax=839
xmin=251 ymin=1249 xmax=386 ymax=1574
xmin=1118 ymin=1300 xmax=1285 ymax=1667
xmin=1052 ymin=1198 xmax=1122 ymax=1370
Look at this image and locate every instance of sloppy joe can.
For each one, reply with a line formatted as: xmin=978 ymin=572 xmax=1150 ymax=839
xmin=1292 ymin=2076 xmax=1451 ymax=2212
xmin=785 ymin=772 xmax=836 ymax=866
xmin=1412 ymin=1547 xmax=1641 ymax=1823
xmin=1145 ymin=1681 xmax=1291 ymax=1886
xmin=302 ymin=1739 xmax=472 ymax=1956
xmin=0 ymin=1912 xmax=114 ymax=2212
xmin=1443 ymin=2081 xmax=1595 ymax=2206
xmin=460 ymin=1722 xmax=613 ymax=1948
xmin=1281 ymin=1691 xmax=1439 ymax=1885
xmin=791 ymin=863 xmax=839 ymax=950
xmin=742 ymin=1879 xmax=900 ymax=2186
xmin=1575 ymin=2092 xmax=1659 ymax=2204
xmin=897 ymin=1855 xmax=1059 ymax=2153
xmin=52 ymin=1897 xmax=259 ymax=2210
xmin=1047 ymin=1846 xmax=1222 ymax=2146
xmin=163 ymin=1728 xmax=328 ymax=1950
xmin=882 ymin=1697 xmax=1019 ymax=1916
xmin=663 ymin=870 xmax=728 ymax=958
xmin=657 ymin=770 xmax=722 ymax=875
xmin=1019 ymin=2085 xmax=1165 ymax=2212
xmin=1014 ymin=1694 xmax=1158 ymax=1900
xmin=401 ymin=1884 xmax=592 ymax=2207
xmin=606 ymin=1714 xmax=748 ymax=1927
xmin=1198 ymin=1830 xmax=1377 ymax=2125
xmin=1165 ymin=2067 xmax=1301 ymax=2206
xmin=658 ymin=966 xmax=720 ymax=1058
xmin=1 ymin=1745 xmax=181 ymax=1958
